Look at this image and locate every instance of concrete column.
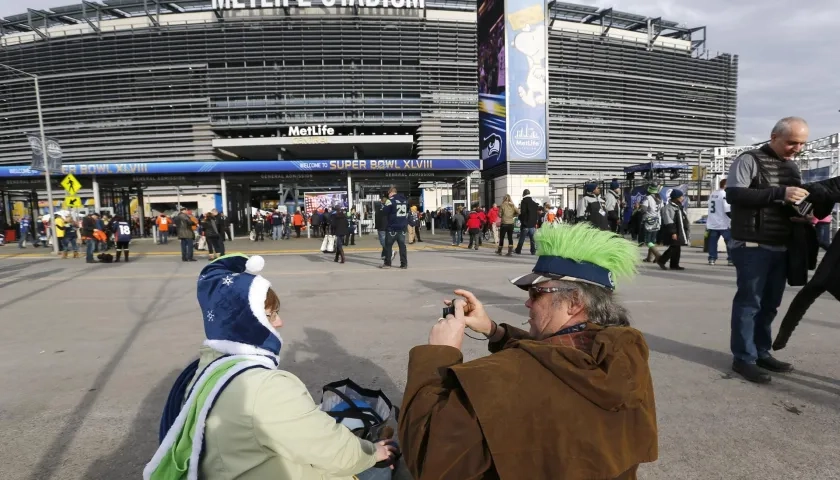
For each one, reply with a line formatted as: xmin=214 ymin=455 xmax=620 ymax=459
xmin=466 ymin=175 xmax=472 ymax=208
xmin=221 ymin=173 xmax=233 ymax=239
xmin=92 ymin=175 xmax=101 ymax=214
xmin=137 ymin=187 xmax=145 ymax=237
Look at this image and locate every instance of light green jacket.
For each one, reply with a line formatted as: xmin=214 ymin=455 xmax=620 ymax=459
xmin=192 ymin=346 xmax=377 ymax=479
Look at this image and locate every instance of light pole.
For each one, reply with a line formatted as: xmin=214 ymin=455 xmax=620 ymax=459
xmin=0 ymin=63 xmax=60 ymax=254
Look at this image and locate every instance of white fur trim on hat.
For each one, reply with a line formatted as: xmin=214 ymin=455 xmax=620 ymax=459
xmin=249 ymin=274 xmax=283 ymax=345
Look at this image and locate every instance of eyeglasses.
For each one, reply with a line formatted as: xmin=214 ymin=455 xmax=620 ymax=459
xmin=528 ymin=286 xmax=572 ymax=301
xmin=266 ymin=309 xmax=280 ymax=318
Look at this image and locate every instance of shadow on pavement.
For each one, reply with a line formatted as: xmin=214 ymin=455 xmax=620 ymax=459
xmin=0 ymin=258 xmax=55 ymax=275
xmin=27 ymin=265 xmax=184 ymax=480
xmin=0 ymin=268 xmax=65 ymax=290
xmin=283 ymin=327 xmax=402 ymax=407
xmin=643 ymin=333 xmax=840 ymax=409
xmin=83 ymin=369 xmax=180 ymax=479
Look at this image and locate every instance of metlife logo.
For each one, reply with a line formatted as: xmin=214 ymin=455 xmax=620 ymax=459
xmin=510 ymin=119 xmax=545 ymax=159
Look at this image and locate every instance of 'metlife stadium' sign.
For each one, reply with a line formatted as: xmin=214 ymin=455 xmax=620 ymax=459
xmin=213 ymin=0 xmax=425 ymax=8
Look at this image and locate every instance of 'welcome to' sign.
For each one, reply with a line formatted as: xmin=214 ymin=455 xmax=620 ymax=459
xmin=213 ymin=0 xmax=425 ymax=8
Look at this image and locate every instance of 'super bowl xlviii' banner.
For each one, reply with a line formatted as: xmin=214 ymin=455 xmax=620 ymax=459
xmin=477 ymin=0 xmax=506 ymax=170
xmin=505 ymin=0 xmax=548 ymax=162
xmin=304 ymin=191 xmax=348 ymax=216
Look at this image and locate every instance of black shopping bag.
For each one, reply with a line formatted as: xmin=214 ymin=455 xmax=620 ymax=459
xmin=320 ymin=378 xmax=398 ymax=442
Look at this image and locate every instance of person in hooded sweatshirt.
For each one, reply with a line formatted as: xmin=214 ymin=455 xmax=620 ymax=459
xmin=400 ymin=224 xmax=657 ymax=480
xmin=577 ymin=181 xmax=610 ymax=231
xmin=605 ymin=179 xmax=624 ymax=233
xmin=145 ymin=254 xmax=398 ymax=480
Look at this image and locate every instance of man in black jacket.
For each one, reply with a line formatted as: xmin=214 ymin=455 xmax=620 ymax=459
xmin=514 ymin=189 xmax=539 ymax=255
xmin=726 ymin=116 xmax=810 ymax=384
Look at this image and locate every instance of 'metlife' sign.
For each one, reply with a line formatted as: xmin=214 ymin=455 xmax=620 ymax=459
xmin=213 ymin=0 xmax=425 ymax=8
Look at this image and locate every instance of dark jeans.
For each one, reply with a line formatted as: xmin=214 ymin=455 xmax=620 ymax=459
xmin=207 ymin=236 xmax=224 ymax=256
xmin=86 ymin=236 xmax=96 ymax=261
xmin=467 ymin=228 xmax=481 ymax=248
xmin=498 ymin=224 xmax=514 ymax=248
xmin=383 ymin=230 xmax=407 ymax=267
xmin=378 ymin=230 xmax=387 ymax=259
xmin=450 ymin=229 xmax=463 ymax=245
xmin=160 ymin=231 xmax=169 ymax=244
xmin=707 ymin=229 xmax=732 ymax=261
xmin=334 ymin=234 xmax=344 ymax=261
xmin=815 ymin=222 xmax=831 ymax=250
xmin=515 ymin=227 xmax=536 ymax=254
xmin=180 ymin=238 xmax=194 ymax=261
xmin=730 ymin=246 xmax=788 ymax=364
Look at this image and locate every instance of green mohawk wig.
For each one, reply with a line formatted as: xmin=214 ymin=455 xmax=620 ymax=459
xmin=511 ymin=223 xmax=639 ymax=290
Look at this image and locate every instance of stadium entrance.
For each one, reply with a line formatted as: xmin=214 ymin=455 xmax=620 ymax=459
xmin=0 ymin=159 xmax=480 ymax=237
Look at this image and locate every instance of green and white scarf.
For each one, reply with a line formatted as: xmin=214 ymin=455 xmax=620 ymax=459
xmin=143 ymin=355 xmax=275 ymax=480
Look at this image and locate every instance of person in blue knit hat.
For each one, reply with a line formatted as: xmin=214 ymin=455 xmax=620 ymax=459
xmin=576 ymin=181 xmax=610 ymax=230
xmin=145 ymin=253 xmax=397 ymax=480
xmin=658 ymin=189 xmax=689 ymax=270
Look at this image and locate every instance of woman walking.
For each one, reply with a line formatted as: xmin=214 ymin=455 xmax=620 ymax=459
xmin=496 ymin=195 xmax=519 ymax=256
xmin=466 ymin=204 xmax=483 ymax=250
xmin=202 ymin=211 xmax=223 ymax=261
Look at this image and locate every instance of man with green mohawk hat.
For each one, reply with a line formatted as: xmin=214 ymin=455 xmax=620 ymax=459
xmin=399 ymin=223 xmax=657 ymax=480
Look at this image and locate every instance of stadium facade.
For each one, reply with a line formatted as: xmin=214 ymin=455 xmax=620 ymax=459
xmin=0 ymin=0 xmax=737 ymax=229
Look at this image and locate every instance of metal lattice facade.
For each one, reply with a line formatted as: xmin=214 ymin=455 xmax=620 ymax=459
xmin=1 ymin=1 xmax=737 ymax=189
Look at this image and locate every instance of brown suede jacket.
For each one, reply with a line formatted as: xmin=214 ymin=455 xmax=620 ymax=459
xmin=399 ymin=323 xmax=658 ymax=480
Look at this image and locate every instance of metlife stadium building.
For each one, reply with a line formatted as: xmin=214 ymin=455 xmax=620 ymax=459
xmin=0 ymin=0 xmax=737 ymax=232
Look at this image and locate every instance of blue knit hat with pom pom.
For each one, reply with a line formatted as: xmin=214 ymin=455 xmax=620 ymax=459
xmin=196 ymin=254 xmax=282 ymax=356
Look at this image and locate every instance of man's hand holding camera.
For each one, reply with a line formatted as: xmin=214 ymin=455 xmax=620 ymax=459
xmin=429 ymin=289 xmax=498 ymax=350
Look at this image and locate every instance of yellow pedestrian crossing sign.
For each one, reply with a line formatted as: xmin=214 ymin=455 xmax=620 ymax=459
xmin=60 ymin=174 xmax=82 ymax=195
xmin=64 ymin=195 xmax=83 ymax=208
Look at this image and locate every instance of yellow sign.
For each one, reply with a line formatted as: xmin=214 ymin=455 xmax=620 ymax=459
xmin=523 ymin=177 xmax=549 ymax=185
xmin=60 ymin=174 xmax=82 ymax=195
xmin=64 ymin=195 xmax=83 ymax=208
xmin=691 ymin=166 xmax=707 ymax=181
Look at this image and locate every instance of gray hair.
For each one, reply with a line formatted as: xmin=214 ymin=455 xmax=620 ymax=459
xmin=771 ymin=117 xmax=808 ymax=137
xmin=549 ymin=281 xmax=631 ymax=327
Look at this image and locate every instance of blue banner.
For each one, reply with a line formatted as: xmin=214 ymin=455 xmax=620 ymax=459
xmin=478 ymin=0 xmax=507 ymax=170
xmin=0 ymin=159 xmax=480 ymax=178
xmin=505 ymin=0 xmax=548 ymax=162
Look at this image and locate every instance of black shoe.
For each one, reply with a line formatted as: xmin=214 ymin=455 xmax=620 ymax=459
xmin=757 ymin=356 xmax=793 ymax=373
xmin=670 ymin=266 xmax=685 ymax=271
xmin=378 ymin=264 xmax=391 ymax=269
xmin=657 ymin=260 xmax=668 ymax=270
xmin=399 ymin=265 xmax=408 ymax=269
xmin=733 ymin=361 xmax=771 ymax=384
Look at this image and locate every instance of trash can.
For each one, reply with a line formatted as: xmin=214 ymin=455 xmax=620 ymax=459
xmin=702 ymin=230 xmax=710 ymax=253
xmin=4 ymin=229 xmax=15 ymax=242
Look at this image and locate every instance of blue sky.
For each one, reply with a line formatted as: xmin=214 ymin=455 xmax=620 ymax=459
xmin=3 ymin=0 xmax=839 ymax=145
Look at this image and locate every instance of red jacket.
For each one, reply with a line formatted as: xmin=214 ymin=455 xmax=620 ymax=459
xmin=487 ymin=207 xmax=499 ymax=224
xmin=466 ymin=211 xmax=483 ymax=230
